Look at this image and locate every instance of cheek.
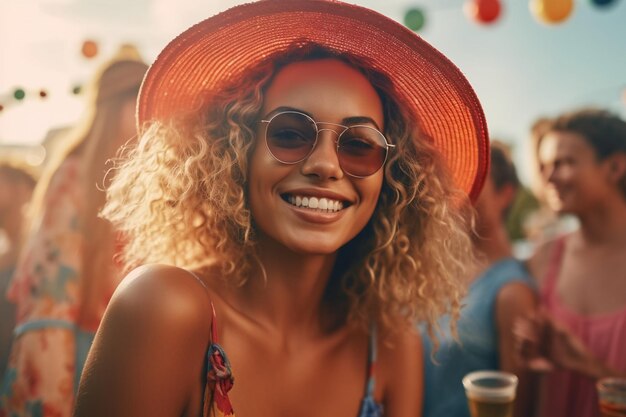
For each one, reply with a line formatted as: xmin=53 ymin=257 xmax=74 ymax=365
xmin=247 ymin=141 xmax=288 ymax=215
xmin=566 ymin=165 xmax=594 ymax=186
xmin=358 ymin=175 xmax=384 ymax=215
xmin=248 ymin=137 xmax=274 ymax=173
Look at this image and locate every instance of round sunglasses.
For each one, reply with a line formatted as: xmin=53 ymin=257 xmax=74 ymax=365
xmin=259 ymin=110 xmax=395 ymax=178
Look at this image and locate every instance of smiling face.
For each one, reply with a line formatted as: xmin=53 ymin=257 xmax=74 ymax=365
xmin=247 ymin=58 xmax=385 ymax=255
xmin=538 ymin=130 xmax=614 ymax=215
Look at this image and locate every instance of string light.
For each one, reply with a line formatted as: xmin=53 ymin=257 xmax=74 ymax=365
xmin=464 ymin=0 xmax=503 ymax=25
xmin=81 ymin=39 xmax=99 ymax=59
xmin=404 ymin=8 xmax=426 ymax=31
xmin=13 ymin=88 xmax=26 ymax=100
xmin=530 ymin=0 xmax=575 ymax=24
xmin=589 ymin=0 xmax=620 ymax=7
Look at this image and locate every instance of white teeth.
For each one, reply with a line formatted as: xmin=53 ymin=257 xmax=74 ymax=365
xmin=286 ymin=194 xmax=345 ymax=212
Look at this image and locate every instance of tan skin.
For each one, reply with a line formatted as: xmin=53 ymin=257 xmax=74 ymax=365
xmin=473 ymin=173 xmax=538 ymax=417
xmin=74 ymin=59 xmax=423 ymax=417
xmin=522 ymin=131 xmax=626 ymax=380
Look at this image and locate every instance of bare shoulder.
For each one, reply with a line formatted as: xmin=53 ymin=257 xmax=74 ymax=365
xmin=377 ymin=327 xmax=423 ymax=416
xmin=497 ymin=281 xmax=537 ymax=309
xmin=378 ymin=328 xmax=423 ymax=383
xmin=107 ymin=264 xmax=213 ymax=334
xmin=496 ymin=281 xmax=537 ymax=334
xmin=75 ymin=264 xmax=214 ymax=417
xmin=378 ymin=326 xmax=423 ymax=360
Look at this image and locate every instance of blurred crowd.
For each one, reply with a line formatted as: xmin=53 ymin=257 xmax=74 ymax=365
xmin=1 ymin=45 xmax=625 ymax=417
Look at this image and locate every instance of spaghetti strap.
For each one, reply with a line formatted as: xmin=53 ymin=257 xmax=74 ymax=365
xmin=543 ymin=236 xmax=567 ymax=294
xmin=357 ymin=323 xmax=384 ymax=417
xmin=185 ymin=269 xmax=220 ymax=343
xmin=210 ymin=302 xmax=219 ymax=343
xmin=184 ymin=268 xmax=234 ymax=417
xmin=186 ymin=269 xmax=209 ymax=291
xmin=365 ymin=322 xmax=377 ymax=396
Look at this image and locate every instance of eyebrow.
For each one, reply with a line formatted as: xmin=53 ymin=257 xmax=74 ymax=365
xmin=264 ymin=106 xmax=382 ymax=130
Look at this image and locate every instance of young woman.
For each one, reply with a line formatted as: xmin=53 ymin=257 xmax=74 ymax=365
xmin=0 ymin=161 xmax=36 ymax=379
xmin=520 ymin=108 xmax=626 ymax=417
xmin=73 ymin=2 xmax=489 ymax=416
xmin=0 ymin=50 xmax=147 ymax=417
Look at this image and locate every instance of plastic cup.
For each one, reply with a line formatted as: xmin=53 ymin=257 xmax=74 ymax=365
xmin=597 ymin=377 xmax=626 ymax=417
xmin=462 ymin=370 xmax=518 ymax=417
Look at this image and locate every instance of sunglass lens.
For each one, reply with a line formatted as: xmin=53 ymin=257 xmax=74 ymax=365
xmin=338 ymin=126 xmax=387 ymax=177
xmin=266 ymin=112 xmax=317 ymax=163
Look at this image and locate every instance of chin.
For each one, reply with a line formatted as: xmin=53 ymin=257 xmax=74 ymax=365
xmin=285 ymin=239 xmax=343 ymax=255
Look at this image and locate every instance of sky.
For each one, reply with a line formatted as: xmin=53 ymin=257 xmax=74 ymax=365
xmin=1 ymin=0 xmax=625 ymax=184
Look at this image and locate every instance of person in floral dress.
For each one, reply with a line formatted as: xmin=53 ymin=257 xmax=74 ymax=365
xmin=0 ymin=49 xmax=147 ymax=417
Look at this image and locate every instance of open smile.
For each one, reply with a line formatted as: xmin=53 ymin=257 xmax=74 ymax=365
xmin=279 ymin=193 xmax=353 ymax=224
xmin=281 ymin=193 xmax=349 ymax=212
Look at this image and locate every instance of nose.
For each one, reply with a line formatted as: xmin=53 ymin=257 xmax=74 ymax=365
xmin=300 ymin=129 xmax=344 ymax=180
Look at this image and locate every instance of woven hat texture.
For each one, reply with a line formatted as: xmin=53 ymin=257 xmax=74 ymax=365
xmin=138 ymin=0 xmax=489 ymax=200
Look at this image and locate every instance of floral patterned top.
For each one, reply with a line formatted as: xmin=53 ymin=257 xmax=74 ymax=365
xmin=0 ymin=156 xmax=122 ymax=417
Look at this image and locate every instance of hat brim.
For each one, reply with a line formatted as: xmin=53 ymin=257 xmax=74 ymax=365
xmin=138 ymin=0 xmax=489 ymax=201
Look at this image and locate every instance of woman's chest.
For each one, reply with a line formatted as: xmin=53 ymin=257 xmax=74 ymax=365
xmin=556 ymin=252 xmax=626 ymax=315
xmin=222 ymin=334 xmax=373 ymax=417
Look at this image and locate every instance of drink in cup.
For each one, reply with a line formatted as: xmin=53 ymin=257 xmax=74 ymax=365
xmin=597 ymin=378 xmax=626 ymax=417
xmin=462 ymin=370 xmax=518 ymax=417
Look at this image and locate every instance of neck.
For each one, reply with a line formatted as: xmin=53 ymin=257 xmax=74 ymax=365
xmin=235 ymin=237 xmax=338 ymax=337
xmin=577 ymin=197 xmax=626 ymax=245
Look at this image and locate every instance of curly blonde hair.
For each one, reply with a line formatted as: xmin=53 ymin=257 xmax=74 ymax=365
xmin=102 ymin=45 xmax=475 ymax=340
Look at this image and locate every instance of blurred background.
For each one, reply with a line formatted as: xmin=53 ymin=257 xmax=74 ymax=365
xmin=1 ymin=0 xmax=625 ymax=245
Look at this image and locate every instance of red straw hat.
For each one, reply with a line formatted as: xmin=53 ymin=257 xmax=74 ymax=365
xmin=138 ymin=0 xmax=489 ymax=200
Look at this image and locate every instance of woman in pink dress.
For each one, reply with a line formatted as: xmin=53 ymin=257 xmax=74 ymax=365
xmin=520 ymin=108 xmax=626 ymax=417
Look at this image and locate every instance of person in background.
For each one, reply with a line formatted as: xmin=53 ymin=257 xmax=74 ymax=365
xmin=422 ymin=142 xmax=537 ymax=417
xmin=519 ymin=108 xmax=626 ymax=417
xmin=0 ymin=161 xmax=37 ymax=380
xmin=0 ymin=48 xmax=148 ymax=417
xmin=523 ymin=116 xmax=578 ymax=249
xmin=528 ymin=117 xmax=552 ymax=205
xmin=72 ymin=1 xmax=490 ymax=416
